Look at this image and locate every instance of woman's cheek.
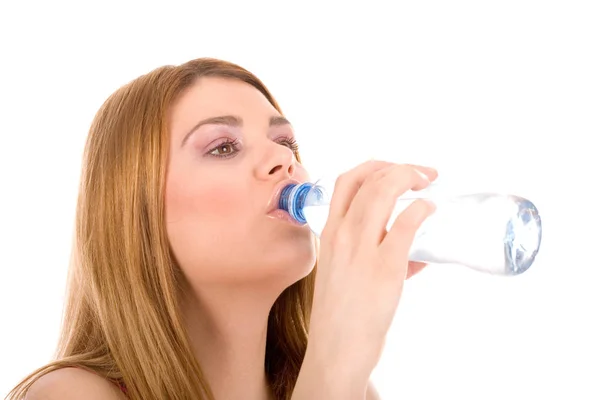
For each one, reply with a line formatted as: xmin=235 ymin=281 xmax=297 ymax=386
xmin=192 ymin=185 xmax=244 ymax=218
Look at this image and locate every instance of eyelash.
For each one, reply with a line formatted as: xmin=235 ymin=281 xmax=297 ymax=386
xmin=279 ymin=137 xmax=300 ymax=154
xmin=207 ymin=138 xmax=241 ymax=159
xmin=207 ymin=137 xmax=300 ymax=159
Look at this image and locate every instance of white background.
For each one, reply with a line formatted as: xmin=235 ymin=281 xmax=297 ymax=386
xmin=1 ymin=1 xmax=598 ymax=399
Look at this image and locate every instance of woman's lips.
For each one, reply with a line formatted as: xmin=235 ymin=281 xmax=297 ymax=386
xmin=267 ymin=208 xmax=305 ymax=226
xmin=266 ymin=178 xmax=301 ymax=214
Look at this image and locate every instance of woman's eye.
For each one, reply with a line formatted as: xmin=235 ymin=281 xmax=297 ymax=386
xmin=279 ymin=137 xmax=299 ymax=152
xmin=210 ymin=144 xmax=234 ymax=156
xmin=207 ymin=139 xmax=240 ymax=158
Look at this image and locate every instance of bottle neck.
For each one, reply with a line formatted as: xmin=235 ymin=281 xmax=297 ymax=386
xmin=279 ymin=182 xmax=329 ymax=224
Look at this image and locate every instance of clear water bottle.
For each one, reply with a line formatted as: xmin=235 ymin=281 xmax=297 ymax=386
xmin=278 ymin=180 xmax=542 ymax=276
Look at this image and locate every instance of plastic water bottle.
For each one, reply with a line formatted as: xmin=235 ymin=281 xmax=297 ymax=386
xmin=278 ymin=180 xmax=542 ymax=276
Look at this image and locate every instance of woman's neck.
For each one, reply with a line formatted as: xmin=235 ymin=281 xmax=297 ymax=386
xmin=181 ymin=281 xmax=282 ymax=400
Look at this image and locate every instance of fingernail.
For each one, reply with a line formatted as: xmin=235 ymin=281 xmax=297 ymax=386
xmin=424 ymin=199 xmax=437 ymax=214
xmin=416 ymin=170 xmax=431 ymax=182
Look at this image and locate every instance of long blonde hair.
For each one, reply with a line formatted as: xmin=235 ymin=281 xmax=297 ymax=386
xmin=5 ymin=58 xmax=316 ymax=400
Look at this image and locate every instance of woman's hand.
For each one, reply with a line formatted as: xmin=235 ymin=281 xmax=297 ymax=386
xmin=293 ymin=160 xmax=437 ymax=399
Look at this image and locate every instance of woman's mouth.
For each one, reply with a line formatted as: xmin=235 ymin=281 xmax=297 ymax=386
xmin=267 ymin=208 xmax=306 ymax=226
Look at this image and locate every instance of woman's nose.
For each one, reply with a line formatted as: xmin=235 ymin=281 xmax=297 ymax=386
xmin=255 ymin=142 xmax=296 ymax=180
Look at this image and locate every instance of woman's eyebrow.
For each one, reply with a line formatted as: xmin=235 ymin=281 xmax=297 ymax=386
xmin=181 ymin=115 xmax=292 ymax=147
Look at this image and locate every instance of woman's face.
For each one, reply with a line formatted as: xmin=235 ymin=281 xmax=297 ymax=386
xmin=165 ymin=77 xmax=316 ymax=289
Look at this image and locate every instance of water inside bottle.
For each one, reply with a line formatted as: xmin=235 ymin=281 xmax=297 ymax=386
xmin=303 ymin=205 xmax=330 ymax=237
xmin=302 ymin=193 xmax=541 ymax=276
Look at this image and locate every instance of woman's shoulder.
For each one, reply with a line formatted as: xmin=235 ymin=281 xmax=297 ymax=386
xmin=25 ymin=367 xmax=127 ymax=400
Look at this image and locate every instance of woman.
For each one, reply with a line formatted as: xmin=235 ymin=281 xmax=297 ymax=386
xmin=6 ymin=57 xmax=437 ymax=400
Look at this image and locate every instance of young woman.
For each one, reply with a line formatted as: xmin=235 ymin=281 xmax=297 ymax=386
xmin=6 ymin=57 xmax=437 ymax=400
